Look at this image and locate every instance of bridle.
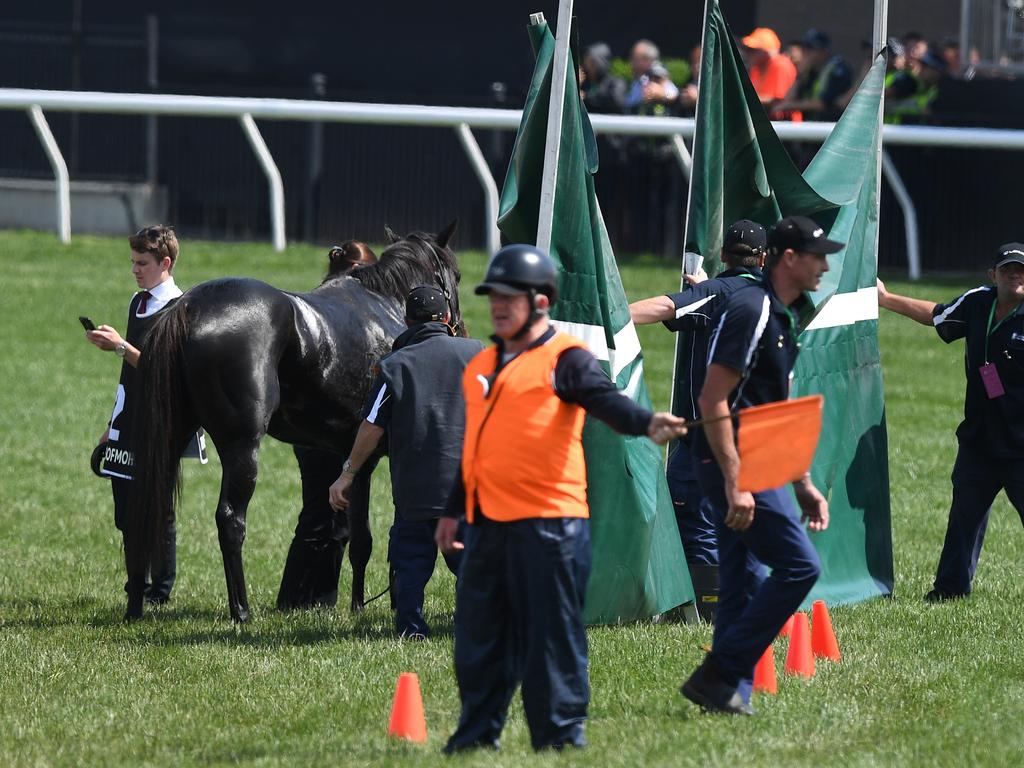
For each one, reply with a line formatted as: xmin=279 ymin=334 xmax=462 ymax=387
xmin=413 ymin=235 xmax=462 ymax=335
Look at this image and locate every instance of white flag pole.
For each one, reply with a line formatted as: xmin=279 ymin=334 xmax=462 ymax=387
xmin=871 ymin=0 xmax=889 ymax=272
xmin=534 ymin=0 xmax=574 ymax=252
xmin=669 ymin=0 xmax=711 ymax=422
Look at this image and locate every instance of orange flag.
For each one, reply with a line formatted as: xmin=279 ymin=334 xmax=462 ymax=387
xmin=736 ymin=395 xmax=823 ymax=493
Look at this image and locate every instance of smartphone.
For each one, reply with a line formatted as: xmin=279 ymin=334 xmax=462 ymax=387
xmin=683 ymin=252 xmax=704 ymax=276
xmin=79 ymin=316 xmax=97 ymax=332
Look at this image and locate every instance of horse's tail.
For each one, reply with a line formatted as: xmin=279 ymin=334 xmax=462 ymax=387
xmin=125 ymin=299 xmax=194 ymax=578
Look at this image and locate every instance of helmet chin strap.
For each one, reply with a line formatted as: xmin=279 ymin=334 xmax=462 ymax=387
xmin=510 ymin=288 xmax=548 ymax=341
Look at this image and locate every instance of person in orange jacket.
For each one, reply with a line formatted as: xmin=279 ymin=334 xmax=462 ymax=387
xmin=436 ymin=244 xmax=686 ymax=752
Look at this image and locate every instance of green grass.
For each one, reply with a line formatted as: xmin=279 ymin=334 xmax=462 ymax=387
xmin=1 ymin=230 xmax=1023 ymax=767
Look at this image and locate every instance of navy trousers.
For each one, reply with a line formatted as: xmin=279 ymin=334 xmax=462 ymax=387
xmin=111 ymin=477 xmax=176 ymax=601
xmin=696 ymin=459 xmax=820 ymax=687
xmin=666 ymin=439 xmax=718 ymax=565
xmin=933 ymin=447 xmax=1024 ymax=596
xmin=447 ymin=515 xmax=591 ymax=752
xmin=387 ymin=514 xmax=462 ymax=637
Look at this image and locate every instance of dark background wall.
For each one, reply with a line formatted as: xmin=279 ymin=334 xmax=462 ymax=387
xmin=1 ymin=1 xmax=1022 ymax=272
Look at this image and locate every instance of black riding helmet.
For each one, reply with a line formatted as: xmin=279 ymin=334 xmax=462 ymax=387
xmin=475 ymin=244 xmax=560 ymax=340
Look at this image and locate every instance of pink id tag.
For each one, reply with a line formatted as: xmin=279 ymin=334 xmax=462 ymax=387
xmin=979 ymin=363 xmax=1005 ymax=399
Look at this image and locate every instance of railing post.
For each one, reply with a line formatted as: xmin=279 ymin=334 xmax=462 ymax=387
xmin=670 ymin=134 xmax=692 ymax=181
xmin=27 ymin=105 xmax=71 ymax=244
xmin=454 ymin=122 xmax=501 ymax=256
xmin=881 ymin=149 xmax=921 ymax=281
xmin=239 ymin=113 xmax=286 ymax=252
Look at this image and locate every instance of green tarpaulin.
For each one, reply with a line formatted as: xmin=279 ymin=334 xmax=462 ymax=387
xmin=498 ymin=18 xmax=694 ymax=623
xmin=678 ymin=0 xmax=894 ymax=605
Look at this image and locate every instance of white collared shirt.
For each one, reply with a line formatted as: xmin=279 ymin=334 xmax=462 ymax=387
xmin=135 ymin=277 xmax=183 ymax=318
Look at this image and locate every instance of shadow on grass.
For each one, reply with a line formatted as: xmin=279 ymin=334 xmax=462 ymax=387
xmin=0 ymin=595 xmax=114 ymax=629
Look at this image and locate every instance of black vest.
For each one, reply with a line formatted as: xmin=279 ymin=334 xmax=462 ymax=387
xmin=377 ymin=323 xmax=484 ymax=520
xmin=101 ymin=293 xmax=179 ymax=479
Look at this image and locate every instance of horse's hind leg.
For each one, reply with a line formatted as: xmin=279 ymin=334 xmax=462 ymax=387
xmin=345 ymin=466 xmax=374 ymax=613
xmin=215 ymin=439 xmax=260 ymax=623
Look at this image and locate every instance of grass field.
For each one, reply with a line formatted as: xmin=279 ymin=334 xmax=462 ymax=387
xmin=1 ymin=229 xmax=1022 ymax=767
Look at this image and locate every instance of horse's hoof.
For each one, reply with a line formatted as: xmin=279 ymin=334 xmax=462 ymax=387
xmin=350 ymin=601 xmax=365 ymax=615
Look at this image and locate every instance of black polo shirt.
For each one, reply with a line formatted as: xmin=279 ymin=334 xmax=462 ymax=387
xmin=664 ymin=267 xmax=763 ymax=423
xmin=932 ymin=285 xmax=1024 ymax=458
xmin=694 ymin=279 xmax=811 ymax=461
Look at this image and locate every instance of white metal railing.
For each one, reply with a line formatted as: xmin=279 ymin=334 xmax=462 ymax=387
xmin=3 ymin=88 xmax=1024 ymax=275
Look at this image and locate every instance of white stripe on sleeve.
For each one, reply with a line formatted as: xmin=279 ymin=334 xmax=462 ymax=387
xmin=932 ymin=286 xmax=989 ymax=327
xmin=365 ymin=382 xmax=389 ymax=424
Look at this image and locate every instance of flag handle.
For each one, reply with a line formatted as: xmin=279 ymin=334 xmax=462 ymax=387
xmin=535 ymin=0 xmax=575 ymax=252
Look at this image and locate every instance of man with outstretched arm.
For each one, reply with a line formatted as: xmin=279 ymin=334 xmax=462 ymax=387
xmin=877 ymin=243 xmax=1024 ymax=601
xmin=681 ymin=216 xmax=837 ymax=715
xmin=436 ymin=244 xmax=687 ymax=752
xmin=629 ymin=220 xmax=767 ymax=621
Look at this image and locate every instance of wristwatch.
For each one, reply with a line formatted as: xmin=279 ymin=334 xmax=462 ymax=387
xmin=114 ymin=342 xmax=128 ymax=358
xmin=341 ymin=458 xmax=355 ymax=475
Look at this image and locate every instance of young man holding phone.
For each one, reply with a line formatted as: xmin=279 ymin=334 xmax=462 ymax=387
xmin=85 ymin=225 xmax=185 ymax=609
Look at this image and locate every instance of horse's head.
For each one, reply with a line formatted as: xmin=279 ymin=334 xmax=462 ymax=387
xmin=358 ymin=219 xmax=465 ymax=336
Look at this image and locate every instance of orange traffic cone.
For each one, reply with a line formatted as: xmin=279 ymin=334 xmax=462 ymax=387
xmin=778 ymin=614 xmax=794 ymax=638
xmin=753 ymin=644 xmax=777 ymax=694
xmin=388 ymin=672 xmax=427 ymax=742
xmin=811 ymin=600 xmax=841 ymax=662
xmin=784 ymin=612 xmax=815 ymax=678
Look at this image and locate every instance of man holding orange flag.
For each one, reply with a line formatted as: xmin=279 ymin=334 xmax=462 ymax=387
xmin=681 ymin=216 xmax=838 ymax=715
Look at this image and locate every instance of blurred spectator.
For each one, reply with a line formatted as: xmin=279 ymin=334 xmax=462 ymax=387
xmin=903 ymin=31 xmax=929 ymax=70
xmin=939 ymin=36 xmax=962 ymax=75
xmin=785 ymin=39 xmax=804 ymax=72
xmin=884 ymin=39 xmax=918 ymax=98
xmin=741 ymin=27 xmax=797 ymax=114
xmin=622 ymin=40 xmax=682 ymax=256
xmin=776 ymin=28 xmax=853 ymax=121
xmin=625 ymin=39 xmax=679 ymax=112
xmin=580 ymin=42 xmax=627 ymax=114
xmin=676 ymin=44 xmax=702 ymax=116
xmin=888 ymin=50 xmax=947 ymax=123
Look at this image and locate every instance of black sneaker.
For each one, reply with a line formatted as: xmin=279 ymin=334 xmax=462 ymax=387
xmin=924 ymin=588 xmax=968 ymax=603
xmin=680 ymin=657 xmax=753 ymax=716
xmin=442 ymin=738 xmax=499 ymax=755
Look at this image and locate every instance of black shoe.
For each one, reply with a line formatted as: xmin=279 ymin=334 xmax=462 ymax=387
xmin=680 ymin=657 xmax=753 ymax=716
xmin=924 ymin=588 xmax=968 ymax=603
xmin=145 ymin=593 xmax=171 ymax=606
xmin=442 ymin=738 xmax=499 ymax=755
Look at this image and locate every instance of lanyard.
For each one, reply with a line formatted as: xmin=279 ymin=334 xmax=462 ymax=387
xmin=985 ymin=298 xmax=1022 ymax=364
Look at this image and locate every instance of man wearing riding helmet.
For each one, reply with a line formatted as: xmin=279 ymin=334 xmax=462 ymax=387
xmin=436 ymin=244 xmax=687 ymax=752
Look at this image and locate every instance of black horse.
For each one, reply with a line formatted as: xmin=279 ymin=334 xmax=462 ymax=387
xmin=126 ymin=222 xmax=462 ymax=622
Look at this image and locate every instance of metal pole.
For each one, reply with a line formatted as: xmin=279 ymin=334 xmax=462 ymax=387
xmin=304 ymin=72 xmax=326 ymax=242
xmin=959 ymin=0 xmax=972 ymax=77
xmin=670 ymin=134 xmax=692 ymax=181
xmin=872 ymin=0 xmax=891 ymax=277
xmin=454 ymin=123 xmax=501 ymax=256
xmin=881 ymin=149 xmax=921 ymax=280
xmin=145 ymin=14 xmax=159 ymax=185
xmin=535 ymin=2 xmax=574 ymax=253
xmin=27 ymin=105 xmax=71 ymax=244
xmin=239 ymin=113 xmax=286 ymax=252
xmin=69 ymin=0 xmax=82 ymax=177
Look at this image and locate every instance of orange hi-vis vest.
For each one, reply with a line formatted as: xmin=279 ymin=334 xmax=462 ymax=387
xmin=461 ymin=330 xmax=589 ymax=523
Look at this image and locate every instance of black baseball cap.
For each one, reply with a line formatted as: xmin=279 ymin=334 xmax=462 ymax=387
xmin=994 ymin=242 xmax=1024 ymax=269
xmin=802 ymin=28 xmax=831 ymax=51
xmin=723 ymin=220 xmax=767 ymax=256
xmin=919 ymin=51 xmax=948 ymax=73
xmin=405 ymin=285 xmax=448 ymax=322
xmin=768 ymin=216 xmax=845 ymax=256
